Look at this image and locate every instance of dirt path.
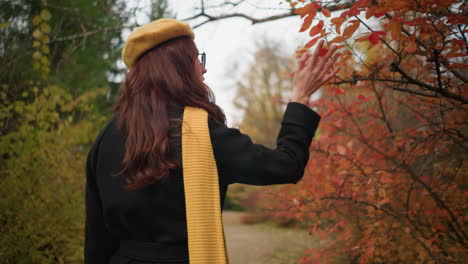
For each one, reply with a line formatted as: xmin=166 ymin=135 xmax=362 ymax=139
xmin=222 ymin=211 xmax=320 ymax=264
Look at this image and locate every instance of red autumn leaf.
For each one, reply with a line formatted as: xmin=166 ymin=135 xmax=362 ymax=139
xmin=309 ymin=20 xmax=324 ymax=37
xmin=368 ymin=31 xmax=386 ymax=45
xmin=319 ymin=47 xmax=329 ymax=57
xmin=380 ymin=178 xmax=393 ymax=183
xmin=374 ymin=11 xmax=386 ymax=18
xmin=358 ymin=94 xmax=375 ymax=102
xmin=334 ymin=87 xmax=344 ymax=95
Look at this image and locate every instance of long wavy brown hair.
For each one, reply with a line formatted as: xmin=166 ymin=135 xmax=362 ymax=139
xmin=113 ymin=36 xmax=226 ymax=190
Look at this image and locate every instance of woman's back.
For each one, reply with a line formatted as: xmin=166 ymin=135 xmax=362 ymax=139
xmin=85 ymin=102 xmax=320 ymax=263
xmin=84 ymin=17 xmax=340 ymax=264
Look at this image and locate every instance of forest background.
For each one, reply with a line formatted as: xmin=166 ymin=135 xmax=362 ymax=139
xmin=1 ymin=0 xmax=466 ymax=263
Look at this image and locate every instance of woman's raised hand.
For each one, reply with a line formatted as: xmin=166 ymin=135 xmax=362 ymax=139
xmin=292 ymin=40 xmax=341 ymax=105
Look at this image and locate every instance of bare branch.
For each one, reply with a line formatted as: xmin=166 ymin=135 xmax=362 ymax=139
xmin=320 ymin=196 xmax=442 ymax=264
xmin=50 ymin=25 xmax=135 ymax=43
xmin=391 ymin=63 xmax=468 ymax=104
xmin=182 ymin=0 xmax=356 ymax=28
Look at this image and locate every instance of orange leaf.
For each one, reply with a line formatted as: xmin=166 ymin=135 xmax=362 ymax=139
xmin=331 ymin=17 xmax=346 ymax=35
xmin=355 ymin=35 xmax=369 ymax=42
xmin=305 ymin=36 xmax=321 ymax=48
xmin=390 ymin=21 xmax=402 ymax=40
xmin=329 ymin=36 xmax=345 ymax=44
xmin=309 ymin=20 xmax=324 ymax=37
xmin=300 ymin=14 xmax=314 ymax=32
xmin=294 ymin=2 xmax=320 ymax=18
xmin=405 ymin=34 xmax=417 ymax=53
xmin=322 ymin=7 xmax=331 ymax=17
xmin=342 ymin=20 xmax=360 ymax=38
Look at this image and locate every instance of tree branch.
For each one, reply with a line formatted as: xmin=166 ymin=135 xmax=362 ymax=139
xmin=391 ymin=63 xmax=467 ymax=104
xmin=320 ymin=196 xmax=441 ymax=263
xmin=50 ymin=25 xmax=135 ymax=43
xmin=182 ymin=0 xmax=356 ymax=28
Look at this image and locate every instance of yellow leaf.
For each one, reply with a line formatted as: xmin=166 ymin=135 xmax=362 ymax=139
xmin=0 ymin=21 xmax=9 ymax=28
xmin=32 ymin=29 xmax=42 ymax=39
xmin=41 ymin=45 xmax=50 ymax=54
xmin=41 ymin=56 xmax=49 ymax=65
xmin=32 ymin=16 xmax=41 ymax=26
xmin=40 ymin=9 xmax=52 ymax=20
xmin=33 ymin=41 xmax=41 ymax=47
xmin=40 ymin=23 xmax=51 ymax=34
xmin=33 ymin=51 xmax=42 ymax=60
xmin=40 ymin=35 xmax=50 ymax=43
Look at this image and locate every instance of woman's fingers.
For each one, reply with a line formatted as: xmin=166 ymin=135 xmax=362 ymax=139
xmin=323 ymin=65 xmax=341 ymax=83
xmin=320 ymin=45 xmax=339 ymax=67
xmin=297 ymin=52 xmax=309 ymax=72
xmin=305 ymin=40 xmax=324 ymax=70
xmin=319 ymin=52 xmax=340 ymax=77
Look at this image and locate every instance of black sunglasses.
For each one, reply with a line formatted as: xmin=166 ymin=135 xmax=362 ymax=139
xmin=197 ymin=52 xmax=206 ymax=67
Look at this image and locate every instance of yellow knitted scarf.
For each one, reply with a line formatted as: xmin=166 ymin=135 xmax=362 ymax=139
xmin=181 ymin=107 xmax=229 ymax=264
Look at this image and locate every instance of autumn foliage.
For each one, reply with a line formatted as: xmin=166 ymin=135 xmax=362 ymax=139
xmin=249 ymin=0 xmax=467 ymax=263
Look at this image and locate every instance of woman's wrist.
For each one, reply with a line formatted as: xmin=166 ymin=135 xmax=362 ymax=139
xmin=291 ymin=96 xmax=309 ymax=105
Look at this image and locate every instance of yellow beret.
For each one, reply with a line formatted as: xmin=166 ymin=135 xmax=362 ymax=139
xmin=122 ymin=18 xmax=195 ymax=68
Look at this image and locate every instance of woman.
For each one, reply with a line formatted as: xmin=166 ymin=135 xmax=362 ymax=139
xmin=85 ymin=18 xmax=340 ymax=263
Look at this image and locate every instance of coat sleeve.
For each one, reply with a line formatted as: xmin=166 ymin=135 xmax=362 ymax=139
xmin=84 ymin=136 xmax=119 ymax=263
xmin=209 ymin=102 xmax=321 ymax=185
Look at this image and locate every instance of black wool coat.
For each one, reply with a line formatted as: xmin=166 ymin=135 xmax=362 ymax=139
xmin=84 ymin=102 xmax=321 ymax=264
